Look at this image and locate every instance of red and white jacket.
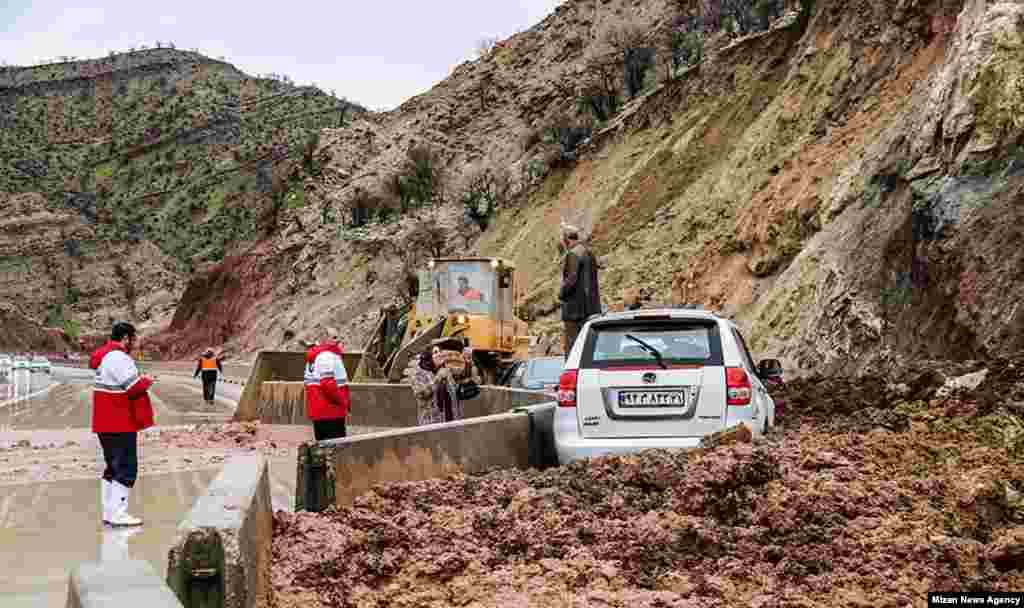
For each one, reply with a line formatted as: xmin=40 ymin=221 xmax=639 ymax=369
xmin=304 ymin=342 xmax=351 ymax=421
xmin=90 ymin=341 xmax=154 ymax=433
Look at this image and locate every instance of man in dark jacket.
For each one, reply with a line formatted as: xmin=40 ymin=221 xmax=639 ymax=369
xmin=559 ymin=226 xmax=601 ymax=356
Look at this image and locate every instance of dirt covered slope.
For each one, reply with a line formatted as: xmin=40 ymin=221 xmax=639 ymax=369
xmin=271 ymin=357 xmax=1024 ymax=607
xmin=475 ymin=0 xmax=1024 ymax=375
xmin=196 ymin=0 xmax=1024 ymax=375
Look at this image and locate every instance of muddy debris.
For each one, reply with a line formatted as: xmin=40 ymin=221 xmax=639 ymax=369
xmin=155 ymin=421 xmax=307 ymax=451
xmin=272 ymin=357 xmax=1024 ymax=607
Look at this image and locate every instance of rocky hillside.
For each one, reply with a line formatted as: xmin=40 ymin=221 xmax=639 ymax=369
xmin=204 ymin=0 xmax=1021 ymax=376
xmin=0 ymin=49 xmax=360 ymax=346
xmin=8 ymin=0 xmax=1020 ymax=375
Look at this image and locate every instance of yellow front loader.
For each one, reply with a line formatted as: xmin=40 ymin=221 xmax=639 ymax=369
xmin=354 ymin=257 xmax=532 ymax=384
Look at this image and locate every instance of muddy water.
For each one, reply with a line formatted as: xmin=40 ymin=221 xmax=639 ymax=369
xmin=0 ymin=367 xmax=300 ymax=607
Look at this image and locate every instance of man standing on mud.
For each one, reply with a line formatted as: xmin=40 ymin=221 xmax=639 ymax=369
xmin=304 ymin=328 xmax=351 ymax=441
xmin=559 ymin=225 xmax=601 ymax=356
xmin=91 ymin=321 xmax=154 ymax=527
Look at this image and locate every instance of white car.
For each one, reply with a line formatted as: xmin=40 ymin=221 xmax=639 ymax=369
xmin=29 ymin=356 xmax=51 ymax=373
xmin=12 ymin=357 xmax=29 ymax=371
xmin=554 ymin=307 xmax=780 ymax=464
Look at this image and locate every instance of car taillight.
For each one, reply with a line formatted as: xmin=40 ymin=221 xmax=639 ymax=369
xmin=557 ymin=370 xmax=577 ymax=408
xmin=726 ymin=367 xmax=751 ymax=406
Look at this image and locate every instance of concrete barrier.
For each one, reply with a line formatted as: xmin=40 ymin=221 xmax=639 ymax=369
xmin=257 ymin=382 xmax=551 ymax=428
xmin=296 ymin=402 xmax=557 ymax=511
xmin=166 ymin=453 xmax=272 ymax=608
xmin=66 ymin=560 xmax=184 ymax=607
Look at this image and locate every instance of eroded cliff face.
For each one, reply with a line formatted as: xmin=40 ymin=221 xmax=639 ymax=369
xmin=0 ymin=192 xmax=183 ymax=347
xmin=480 ymin=0 xmax=1023 ymax=376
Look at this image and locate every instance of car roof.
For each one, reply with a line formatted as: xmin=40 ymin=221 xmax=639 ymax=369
xmin=587 ymin=307 xmax=727 ymax=324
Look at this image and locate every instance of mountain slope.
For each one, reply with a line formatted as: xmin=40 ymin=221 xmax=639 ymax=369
xmin=209 ymin=0 xmax=1022 ymax=375
xmin=0 ymin=49 xmax=361 ymax=345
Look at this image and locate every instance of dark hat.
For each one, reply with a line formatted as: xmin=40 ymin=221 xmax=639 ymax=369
xmin=111 ymin=321 xmax=137 ymax=341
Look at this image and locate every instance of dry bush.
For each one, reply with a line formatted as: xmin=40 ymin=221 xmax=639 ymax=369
xmin=459 ymin=163 xmax=512 ymax=230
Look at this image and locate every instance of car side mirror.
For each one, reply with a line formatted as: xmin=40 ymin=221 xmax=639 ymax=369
xmin=758 ymin=359 xmax=783 ymax=379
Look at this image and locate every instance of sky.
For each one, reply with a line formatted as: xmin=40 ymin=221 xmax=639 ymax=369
xmin=0 ymin=1 xmax=565 ymax=110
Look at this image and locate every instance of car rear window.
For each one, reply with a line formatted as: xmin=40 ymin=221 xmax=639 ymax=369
xmin=580 ymin=321 xmax=723 ymax=369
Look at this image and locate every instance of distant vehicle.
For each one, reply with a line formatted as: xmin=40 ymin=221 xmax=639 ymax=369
xmin=554 ymin=307 xmax=781 ymax=465
xmin=29 ymin=356 xmax=51 ymax=374
xmin=503 ymin=356 xmax=564 ymax=394
xmin=12 ymin=357 xmax=29 ymax=371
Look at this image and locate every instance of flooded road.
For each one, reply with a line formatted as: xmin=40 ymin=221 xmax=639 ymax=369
xmin=0 ymin=365 xmax=302 ymax=607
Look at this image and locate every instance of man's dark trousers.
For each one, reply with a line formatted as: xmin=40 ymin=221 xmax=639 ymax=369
xmin=97 ymin=432 xmax=138 ymax=488
xmin=201 ymin=370 xmax=217 ymax=402
xmin=314 ymin=418 xmax=347 ymax=441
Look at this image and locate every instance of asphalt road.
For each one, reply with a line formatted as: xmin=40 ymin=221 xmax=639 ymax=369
xmin=0 ymin=366 xmax=239 ymax=432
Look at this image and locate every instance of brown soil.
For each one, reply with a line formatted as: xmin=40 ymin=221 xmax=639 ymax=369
xmin=271 ymin=357 xmax=1024 ymax=607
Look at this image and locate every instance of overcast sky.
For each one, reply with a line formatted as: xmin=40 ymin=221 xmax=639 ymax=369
xmin=0 ymin=1 xmax=565 ymax=110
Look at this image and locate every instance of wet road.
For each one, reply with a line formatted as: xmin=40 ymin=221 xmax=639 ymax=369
xmin=0 ymin=365 xmax=300 ymax=607
xmin=0 ymin=366 xmax=237 ymax=432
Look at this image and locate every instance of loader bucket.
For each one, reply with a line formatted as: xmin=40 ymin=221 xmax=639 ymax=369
xmin=234 ymin=349 xmax=363 ymax=421
xmin=385 ymin=318 xmax=446 ymax=383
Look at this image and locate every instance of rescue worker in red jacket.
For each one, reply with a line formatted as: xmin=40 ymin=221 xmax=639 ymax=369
xmin=303 ymin=328 xmax=351 ymax=441
xmin=91 ymin=321 xmax=154 ymax=527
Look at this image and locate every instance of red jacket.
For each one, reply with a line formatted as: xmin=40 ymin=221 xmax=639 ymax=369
xmin=304 ymin=342 xmax=351 ymax=421
xmin=90 ymin=341 xmax=154 ymax=432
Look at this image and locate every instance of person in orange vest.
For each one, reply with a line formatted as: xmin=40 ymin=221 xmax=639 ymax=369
xmin=90 ymin=321 xmax=154 ymax=527
xmin=193 ymin=348 xmax=223 ymax=406
xmin=304 ymin=328 xmax=351 ymax=441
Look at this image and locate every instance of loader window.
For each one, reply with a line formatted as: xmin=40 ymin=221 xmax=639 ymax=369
xmin=444 ymin=262 xmax=495 ymax=316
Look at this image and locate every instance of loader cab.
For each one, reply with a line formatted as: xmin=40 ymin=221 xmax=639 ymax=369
xmin=408 ymin=258 xmax=526 ymax=357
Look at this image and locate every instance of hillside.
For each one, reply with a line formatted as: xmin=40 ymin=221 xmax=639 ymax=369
xmin=170 ymin=0 xmax=1022 ymax=375
xmin=3 ymin=0 xmax=1020 ymax=375
xmin=0 ymin=48 xmax=361 ymax=345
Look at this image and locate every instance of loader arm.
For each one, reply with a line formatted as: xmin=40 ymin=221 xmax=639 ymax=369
xmin=384 ymin=317 xmax=447 ymax=383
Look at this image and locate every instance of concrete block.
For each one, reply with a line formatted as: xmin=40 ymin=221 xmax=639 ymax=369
xmin=257 ymin=382 xmax=551 ymax=429
xmin=297 ymin=410 xmax=544 ymax=511
xmin=166 ymin=453 xmax=272 ymax=608
xmin=66 ymin=559 xmax=183 ymax=608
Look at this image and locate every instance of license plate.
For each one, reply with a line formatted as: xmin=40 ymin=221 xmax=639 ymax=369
xmin=618 ymin=390 xmax=687 ymax=408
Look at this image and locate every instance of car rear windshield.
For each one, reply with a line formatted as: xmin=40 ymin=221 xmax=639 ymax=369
xmin=580 ymin=321 xmax=723 ymax=369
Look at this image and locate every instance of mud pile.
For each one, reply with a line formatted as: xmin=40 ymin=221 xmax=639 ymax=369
xmin=271 ymin=357 xmax=1024 ymax=607
xmin=156 ymin=421 xmax=308 ymax=451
